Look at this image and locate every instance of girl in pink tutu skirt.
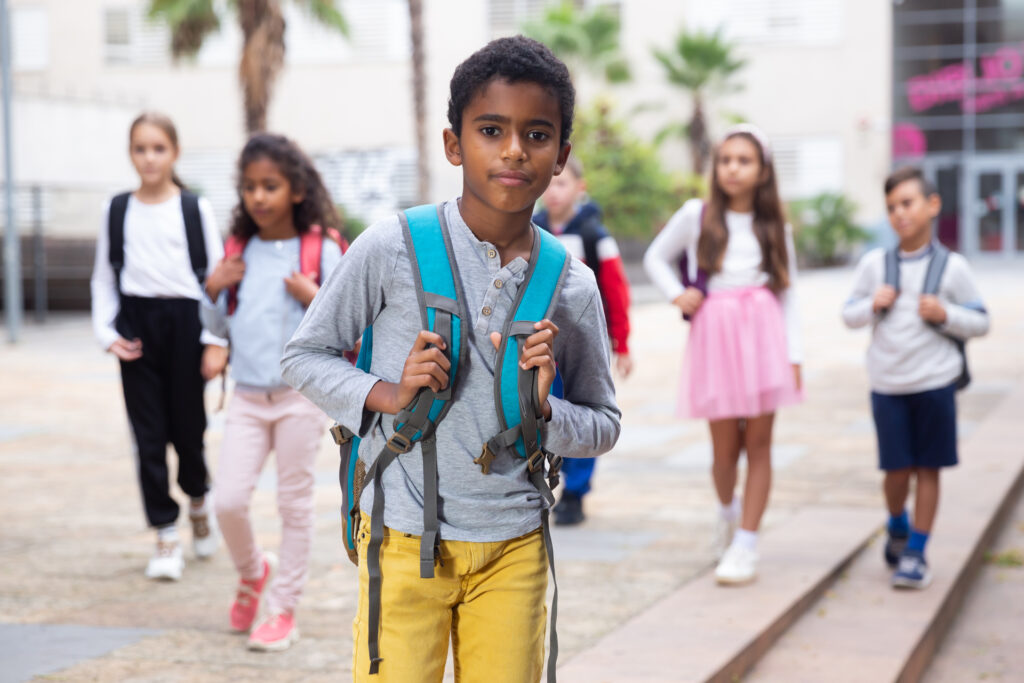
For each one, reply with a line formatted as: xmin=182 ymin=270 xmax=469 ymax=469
xmin=643 ymin=125 xmax=802 ymax=585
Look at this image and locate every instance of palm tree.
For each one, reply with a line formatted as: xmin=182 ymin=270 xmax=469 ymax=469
xmin=653 ymin=27 xmax=746 ymax=174
xmin=147 ymin=0 xmax=348 ymax=133
xmin=522 ymin=1 xmax=630 ymax=84
xmin=407 ymin=0 xmax=429 ymax=204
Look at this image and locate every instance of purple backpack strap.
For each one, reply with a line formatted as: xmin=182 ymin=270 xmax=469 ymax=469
xmin=677 ymin=203 xmax=709 ymax=321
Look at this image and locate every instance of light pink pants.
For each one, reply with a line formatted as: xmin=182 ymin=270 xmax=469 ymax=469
xmin=214 ymin=386 xmax=325 ymax=614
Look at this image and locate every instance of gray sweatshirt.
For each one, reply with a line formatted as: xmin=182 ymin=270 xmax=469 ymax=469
xmin=842 ymin=245 xmax=989 ymax=395
xmin=281 ymin=199 xmax=621 ymax=542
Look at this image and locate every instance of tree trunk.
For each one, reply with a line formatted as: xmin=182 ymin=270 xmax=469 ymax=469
xmin=238 ymin=0 xmax=286 ymax=134
xmin=408 ymin=0 xmax=430 ymax=204
xmin=688 ymin=94 xmax=710 ymax=175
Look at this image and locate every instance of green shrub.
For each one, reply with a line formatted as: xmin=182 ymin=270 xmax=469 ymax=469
xmin=789 ymin=192 xmax=870 ymax=267
xmin=571 ymin=101 xmax=682 ymax=240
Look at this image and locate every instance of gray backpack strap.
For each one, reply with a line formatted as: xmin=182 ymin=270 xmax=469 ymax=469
xmin=921 ymin=243 xmax=970 ymax=390
xmin=884 ymin=247 xmax=900 ymax=292
xmin=922 ymin=243 xmax=949 ymax=296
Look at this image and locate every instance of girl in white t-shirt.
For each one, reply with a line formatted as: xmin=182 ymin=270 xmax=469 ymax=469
xmin=643 ymin=125 xmax=803 ymax=585
xmin=90 ymin=112 xmax=225 ymax=581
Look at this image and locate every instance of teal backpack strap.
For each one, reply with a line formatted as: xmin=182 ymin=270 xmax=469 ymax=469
xmin=333 ymin=326 xmax=374 ymax=565
xmin=361 ymin=204 xmax=467 ymax=676
xmin=478 ymin=225 xmax=570 ymax=683
xmin=478 ymin=226 xmax=570 ymax=490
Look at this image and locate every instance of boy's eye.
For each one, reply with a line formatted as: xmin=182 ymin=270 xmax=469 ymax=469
xmin=527 ymin=131 xmax=549 ymax=142
xmin=480 ymin=126 xmax=500 ymax=137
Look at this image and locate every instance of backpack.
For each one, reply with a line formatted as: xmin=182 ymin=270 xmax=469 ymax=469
xmin=676 ymin=203 xmax=709 ymax=321
xmin=108 ymin=191 xmax=206 ymax=337
xmin=330 ymin=204 xmax=570 ymax=680
xmin=222 ymin=224 xmax=347 ymax=314
xmin=108 ymin=190 xmax=208 ymax=291
xmin=883 ymin=243 xmax=971 ymax=390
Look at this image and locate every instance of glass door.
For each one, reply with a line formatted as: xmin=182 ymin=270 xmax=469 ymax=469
xmin=976 ymin=171 xmax=1005 ymax=253
xmin=1017 ymin=171 xmax=1024 ymax=253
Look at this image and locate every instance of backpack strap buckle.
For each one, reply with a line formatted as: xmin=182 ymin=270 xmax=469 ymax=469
xmin=527 ymin=448 xmax=545 ymax=474
xmin=330 ymin=424 xmax=354 ymax=445
xmin=385 ymin=432 xmax=414 ymax=454
xmin=474 ymin=442 xmax=496 ymax=475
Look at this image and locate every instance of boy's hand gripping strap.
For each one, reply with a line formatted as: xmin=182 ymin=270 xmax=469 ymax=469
xmin=481 ymin=226 xmax=570 ymax=496
xmin=361 ymin=204 xmax=468 ymax=675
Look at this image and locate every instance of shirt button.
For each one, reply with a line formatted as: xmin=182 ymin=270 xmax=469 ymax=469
xmin=487 ymin=249 xmax=497 ymax=259
xmin=482 ymin=306 xmax=492 ymax=316
xmin=494 ymin=279 xmax=503 ymax=289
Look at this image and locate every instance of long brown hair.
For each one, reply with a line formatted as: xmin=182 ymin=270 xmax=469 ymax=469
xmin=128 ymin=111 xmax=186 ymax=189
xmin=229 ymin=133 xmax=342 ymax=240
xmin=697 ymin=132 xmax=790 ymax=293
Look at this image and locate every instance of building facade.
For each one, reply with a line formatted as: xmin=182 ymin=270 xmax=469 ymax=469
xmin=893 ymin=0 xmax=1024 ymax=256
xmin=5 ymin=0 xmax=899 ymax=242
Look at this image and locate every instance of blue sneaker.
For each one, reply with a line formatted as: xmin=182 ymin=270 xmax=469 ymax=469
xmin=891 ymin=550 xmax=932 ymax=589
xmin=884 ymin=531 xmax=908 ymax=568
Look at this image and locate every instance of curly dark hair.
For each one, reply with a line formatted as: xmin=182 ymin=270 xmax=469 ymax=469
xmin=447 ymin=35 xmax=575 ymax=144
xmin=229 ymin=133 xmax=342 ymax=240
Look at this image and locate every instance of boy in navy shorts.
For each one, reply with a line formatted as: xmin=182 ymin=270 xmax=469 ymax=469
xmin=842 ymin=167 xmax=989 ymax=589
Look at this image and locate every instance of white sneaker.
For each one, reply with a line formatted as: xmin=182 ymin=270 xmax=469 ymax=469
xmin=191 ymin=498 xmax=220 ymax=560
xmin=715 ymin=544 xmax=758 ymax=585
xmin=145 ymin=540 xmax=184 ymax=581
xmin=712 ymin=516 xmax=737 ymax=560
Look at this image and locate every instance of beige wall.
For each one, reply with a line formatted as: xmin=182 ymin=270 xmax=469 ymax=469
xmin=10 ymin=0 xmax=893 ymax=232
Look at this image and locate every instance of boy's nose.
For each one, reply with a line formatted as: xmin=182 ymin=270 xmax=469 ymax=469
xmin=502 ymin=134 xmax=526 ymax=161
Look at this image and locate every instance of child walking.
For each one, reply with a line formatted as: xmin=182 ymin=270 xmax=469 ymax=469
xmin=643 ymin=125 xmax=802 ymax=585
xmin=201 ymin=133 xmax=344 ymax=650
xmin=282 ymin=37 xmax=620 ymax=681
xmin=842 ymin=167 xmax=989 ymax=589
xmin=90 ymin=112 xmax=225 ymax=581
xmin=534 ymin=154 xmax=632 ymax=525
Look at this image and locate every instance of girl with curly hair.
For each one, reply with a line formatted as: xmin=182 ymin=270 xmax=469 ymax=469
xmin=201 ymin=133 xmax=346 ymax=651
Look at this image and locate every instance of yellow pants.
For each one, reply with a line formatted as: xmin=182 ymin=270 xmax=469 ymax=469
xmin=352 ymin=515 xmax=549 ymax=682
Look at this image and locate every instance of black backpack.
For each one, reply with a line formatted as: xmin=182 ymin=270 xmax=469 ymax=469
xmin=107 ymin=191 xmax=207 ymax=337
xmin=883 ymin=243 xmax=970 ymax=390
xmin=107 ymin=191 xmax=208 ymax=293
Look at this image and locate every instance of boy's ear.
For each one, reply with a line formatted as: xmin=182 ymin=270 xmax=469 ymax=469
xmin=552 ymin=142 xmax=572 ymax=176
xmin=926 ymin=191 xmax=942 ymax=217
xmin=443 ymin=128 xmax=462 ymax=167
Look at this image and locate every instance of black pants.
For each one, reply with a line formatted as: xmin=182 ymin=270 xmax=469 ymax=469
xmin=118 ymin=296 xmax=209 ymax=528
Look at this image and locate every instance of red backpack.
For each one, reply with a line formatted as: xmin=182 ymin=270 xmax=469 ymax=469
xmin=222 ymin=224 xmax=348 ymax=314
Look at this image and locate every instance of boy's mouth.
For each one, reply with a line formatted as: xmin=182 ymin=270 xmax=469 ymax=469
xmin=493 ymin=170 xmax=531 ymax=186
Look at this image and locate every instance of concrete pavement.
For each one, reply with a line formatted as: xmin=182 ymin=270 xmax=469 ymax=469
xmin=0 ymin=262 xmax=1021 ymax=681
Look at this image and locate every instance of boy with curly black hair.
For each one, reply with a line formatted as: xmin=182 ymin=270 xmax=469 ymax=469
xmin=282 ymin=36 xmax=620 ymax=681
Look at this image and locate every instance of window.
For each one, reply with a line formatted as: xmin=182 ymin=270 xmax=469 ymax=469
xmin=103 ymin=6 xmax=170 ymax=67
xmin=772 ymin=136 xmax=844 ymax=198
xmin=12 ymin=6 xmax=49 ymax=71
xmin=489 ymin=0 xmax=552 ymax=38
xmin=691 ymin=0 xmax=843 ymax=47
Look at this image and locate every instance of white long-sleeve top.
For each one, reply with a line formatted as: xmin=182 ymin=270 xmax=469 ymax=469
xmin=841 ymin=245 xmax=989 ymax=395
xmin=90 ymin=192 xmax=226 ymax=350
xmin=643 ymin=198 xmax=803 ymax=363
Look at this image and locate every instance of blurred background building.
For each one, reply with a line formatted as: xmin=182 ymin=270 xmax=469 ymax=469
xmin=0 ymin=0 xmax=1021 ymax=311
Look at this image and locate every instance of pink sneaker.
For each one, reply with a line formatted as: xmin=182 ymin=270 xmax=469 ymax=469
xmin=229 ymin=552 xmax=277 ymax=633
xmin=247 ymin=612 xmax=299 ymax=652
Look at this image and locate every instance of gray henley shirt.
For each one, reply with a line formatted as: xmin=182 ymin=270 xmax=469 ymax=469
xmin=281 ymin=199 xmax=621 ymax=542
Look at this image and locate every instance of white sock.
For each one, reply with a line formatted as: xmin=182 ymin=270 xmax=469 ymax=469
xmin=732 ymin=528 xmax=758 ymax=552
xmin=157 ymin=525 xmax=180 ymax=544
xmin=189 ymin=496 xmax=208 ymax=517
xmin=719 ymin=496 xmax=741 ymax=522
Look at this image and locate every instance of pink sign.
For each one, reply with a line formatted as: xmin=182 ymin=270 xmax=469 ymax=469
xmin=906 ymin=43 xmax=1024 ymax=114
